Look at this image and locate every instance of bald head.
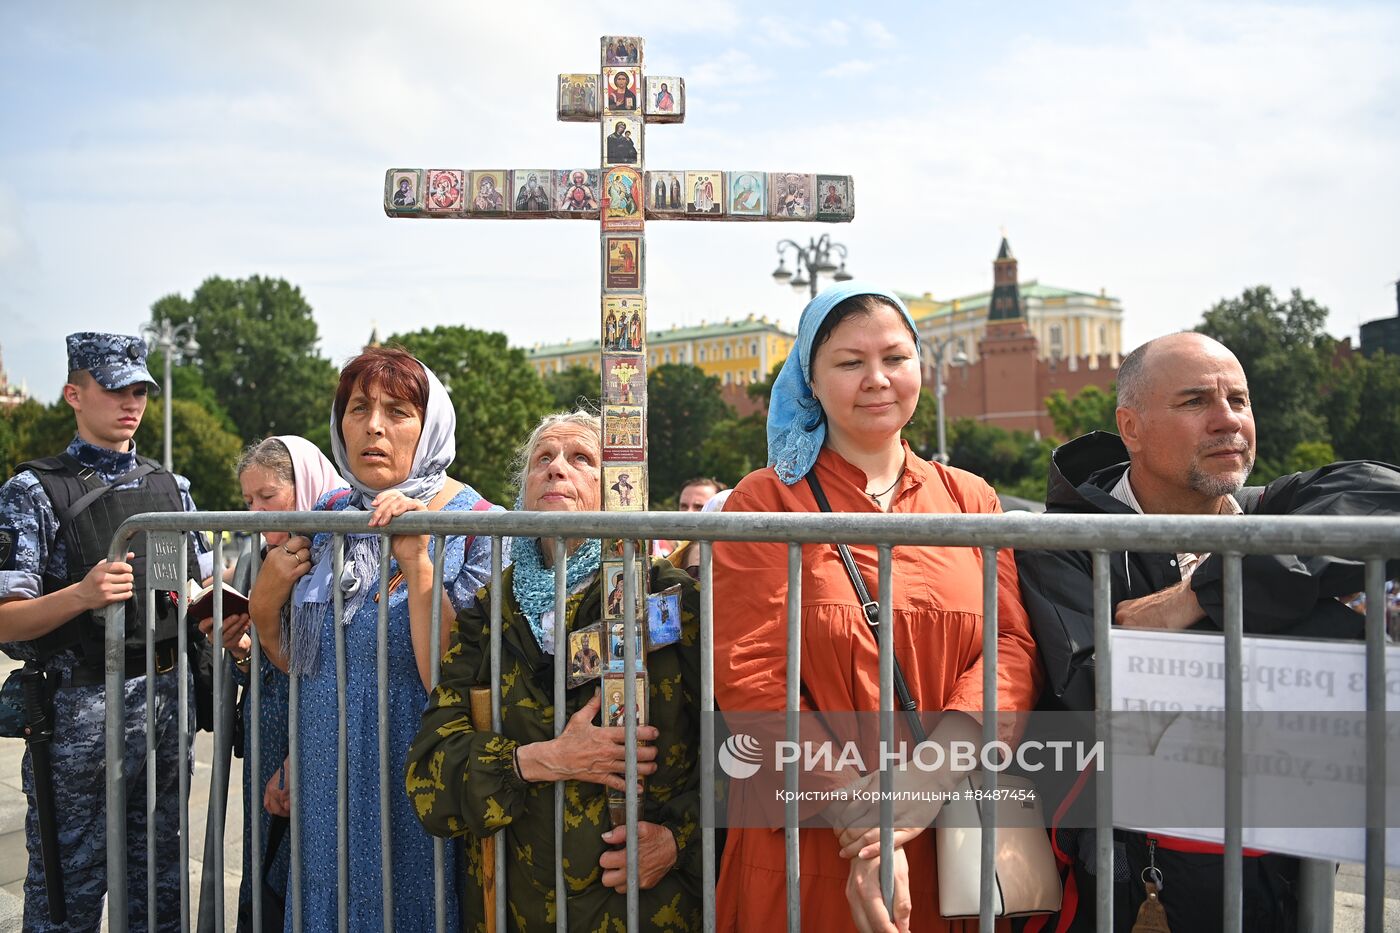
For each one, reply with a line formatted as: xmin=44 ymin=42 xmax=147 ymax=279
xmin=1115 ymin=332 xmax=1256 ymax=513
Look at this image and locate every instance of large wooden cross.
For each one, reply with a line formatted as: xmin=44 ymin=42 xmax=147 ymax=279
xmin=384 ymin=34 xmax=851 ymax=826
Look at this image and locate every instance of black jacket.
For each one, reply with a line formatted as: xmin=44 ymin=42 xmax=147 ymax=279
xmin=1015 ymin=431 xmax=1400 ymax=711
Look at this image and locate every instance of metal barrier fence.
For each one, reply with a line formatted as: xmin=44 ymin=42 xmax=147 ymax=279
xmin=98 ymin=509 xmax=1400 ymax=933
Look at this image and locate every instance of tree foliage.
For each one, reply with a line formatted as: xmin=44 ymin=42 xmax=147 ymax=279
xmin=543 ymin=365 xmax=601 ymax=412
xmin=390 ymin=326 xmax=553 ymax=506
xmin=0 ymin=399 xmax=75 ymax=478
xmin=646 ymin=364 xmax=733 ymax=504
xmin=136 ymin=399 xmax=246 ymax=510
xmin=1046 ymin=385 xmax=1118 ymax=441
xmin=1194 ymin=286 xmax=1333 ymax=464
xmin=1320 ymin=350 xmax=1400 ymax=466
xmin=150 ymin=276 xmax=339 ymax=442
xmin=697 ymin=413 xmax=767 ymax=494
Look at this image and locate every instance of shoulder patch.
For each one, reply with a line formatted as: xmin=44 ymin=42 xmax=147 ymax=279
xmin=0 ymin=528 xmax=16 ymax=571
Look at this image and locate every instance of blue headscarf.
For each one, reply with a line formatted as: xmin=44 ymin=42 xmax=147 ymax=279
xmin=767 ymin=282 xmax=920 ymax=485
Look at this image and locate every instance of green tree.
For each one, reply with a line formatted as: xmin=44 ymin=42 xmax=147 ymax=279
xmin=1045 ymin=384 xmax=1118 ymax=441
xmin=1320 ymin=351 xmax=1400 ymax=466
xmin=137 ymin=399 xmax=246 ymax=510
xmin=745 ymin=360 xmax=785 ymax=409
xmin=1194 ymin=286 xmax=1333 ymax=464
xmin=543 ymin=365 xmax=601 ymax=412
xmin=390 ymin=326 xmax=553 ymax=505
xmin=901 ymin=389 xmax=943 ymax=461
xmin=0 ymin=398 xmax=79 ymax=477
xmin=150 ymin=276 xmax=339 ymax=442
xmin=145 ymin=348 xmax=238 ymax=436
xmin=946 ymin=418 xmax=1052 ymax=495
xmin=698 ymin=413 xmax=767 ymax=491
xmin=647 ymin=364 xmax=732 ymax=504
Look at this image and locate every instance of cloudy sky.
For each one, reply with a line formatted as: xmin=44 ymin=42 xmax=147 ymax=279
xmin=2 ymin=0 xmax=1397 ymax=402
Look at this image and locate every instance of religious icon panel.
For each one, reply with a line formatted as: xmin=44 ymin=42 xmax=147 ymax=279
xmin=384 ymin=169 xmax=422 ymax=215
xmin=601 ymin=167 xmax=644 ymax=232
xmin=567 ymin=622 xmax=604 ymax=687
xmin=602 ymin=296 xmax=645 ymax=351
xmin=685 ymin=171 xmax=724 ymax=216
xmin=603 ymin=465 xmax=646 ymax=512
xmin=768 ymin=172 xmax=816 ymax=220
xmin=601 ymin=673 xmax=648 ymax=730
xmin=468 ymin=170 xmax=509 ymax=213
xmin=603 ymin=237 xmax=643 ymax=292
xmin=556 ymin=168 xmax=600 ymax=216
xmin=602 ymin=353 xmax=646 ymax=406
xmin=815 ymin=174 xmax=854 ymax=220
xmin=601 ymin=559 xmax=648 ymax=624
xmin=601 ymin=117 xmax=643 ymax=168
xmin=646 ymin=171 xmax=685 ymax=214
xmin=644 ymin=76 xmax=684 ymax=122
xmin=510 ymin=170 xmax=553 ymax=214
xmin=557 ymin=73 xmax=600 ymax=122
xmin=602 ymin=35 xmax=642 ymax=66
xmin=727 ymin=171 xmax=766 ymax=217
xmin=603 ymin=404 xmax=645 ymax=461
xmin=603 ymin=67 xmax=641 ymax=113
xmin=423 ymin=169 xmax=466 ymax=214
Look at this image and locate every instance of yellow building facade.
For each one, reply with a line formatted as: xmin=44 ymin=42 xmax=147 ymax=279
xmin=527 ymin=315 xmax=795 ymax=388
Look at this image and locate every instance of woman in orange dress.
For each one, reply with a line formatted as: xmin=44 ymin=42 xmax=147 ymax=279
xmin=713 ymin=283 xmax=1043 ymax=932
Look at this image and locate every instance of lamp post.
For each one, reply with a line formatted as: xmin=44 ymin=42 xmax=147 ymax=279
xmin=771 ymin=234 xmax=853 ymax=300
xmin=928 ymin=334 xmax=968 ymax=465
xmin=141 ymin=319 xmax=199 ymax=471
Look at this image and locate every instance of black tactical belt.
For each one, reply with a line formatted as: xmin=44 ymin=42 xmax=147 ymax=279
xmin=61 ymin=640 xmax=180 ymax=689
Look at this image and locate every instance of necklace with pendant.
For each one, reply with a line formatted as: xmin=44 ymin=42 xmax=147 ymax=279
xmin=866 ymin=467 xmax=906 ymax=505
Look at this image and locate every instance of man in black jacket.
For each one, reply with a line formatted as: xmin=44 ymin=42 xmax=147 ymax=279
xmin=1016 ymin=331 xmax=1400 ymax=931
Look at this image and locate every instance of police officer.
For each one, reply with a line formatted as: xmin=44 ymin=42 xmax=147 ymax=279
xmin=0 ymin=333 xmax=240 ymax=931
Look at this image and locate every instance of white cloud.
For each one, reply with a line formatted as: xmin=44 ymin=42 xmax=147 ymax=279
xmin=861 ymin=21 xmax=897 ymax=47
xmin=687 ymin=50 xmax=773 ymax=88
xmin=822 ymin=59 xmax=876 ymax=78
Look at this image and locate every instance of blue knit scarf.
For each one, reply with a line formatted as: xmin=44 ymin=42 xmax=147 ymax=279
xmin=510 ymin=535 xmax=601 ymax=656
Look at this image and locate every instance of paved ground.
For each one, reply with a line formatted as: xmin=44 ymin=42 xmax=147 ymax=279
xmin=0 ymin=652 xmax=1394 ymax=931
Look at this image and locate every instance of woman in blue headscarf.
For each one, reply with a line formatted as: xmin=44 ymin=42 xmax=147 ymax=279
xmin=250 ymin=345 xmax=498 ymax=932
xmin=712 ymin=284 xmax=1043 ymax=932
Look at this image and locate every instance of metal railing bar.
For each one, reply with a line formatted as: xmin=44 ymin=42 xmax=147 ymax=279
xmin=178 ymin=543 xmax=191 ymax=932
xmin=554 ymin=536 xmax=568 ymax=933
xmin=211 ymin=533 xmax=226 ymax=931
xmin=249 ymin=543 xmax=264 ymax=933
xmin=699 ymin=539 xmax=717 ymax=933
xmin=785 ymin=541 xmax=801 ymax=933
xmin=1365 ymin=556 xmax=1387 ymax=933
xmin=108 ymin=510 xmax=1400 ymax=558
xmin=1223 ymin=553 xmax=1243 ymax=933
xmin=877 ymin=545 xmax=895 ymax=915
xmin=979 ymin=546 xmax=999 ymax=933
xmin=288 ymin=597 xmax=303 ymax=933
xmin=146 ymin=582 xmax=157 ymax=932
xmin=333 ymin=534 xmax=348 ymax=933
xmin=377 ymin=537 xmax=395 ymax=932
xmin=623 ymin=539 xmax=641 ymax=931
xmin=429 ymin=534 xmax=447 ymax=933
xmin=1091 ymin=550 xmax=1112 ymax=933
xmin=489 ymin=536 xmax=507 ymax=933
xmin=105 ymin=575 xmax=129 ymax=931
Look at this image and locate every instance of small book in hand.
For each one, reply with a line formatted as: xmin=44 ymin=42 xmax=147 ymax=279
xmin=186 ymin=582 xmax=249 ymax=625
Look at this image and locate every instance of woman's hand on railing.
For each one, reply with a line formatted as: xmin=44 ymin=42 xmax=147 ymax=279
xmin=846 ymin=846 xmax=911 ymax=933
xmin=597 ymin=821 xmax=677 ymax=893
xmin=368 ymin=490 xmax=432 ymax=569
xmin=515 ymin=692 xmax=659 ymax=790
xmin=256 ymin=535 xmax=313 ymax=600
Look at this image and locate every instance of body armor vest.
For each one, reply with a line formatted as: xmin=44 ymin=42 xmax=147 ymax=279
xmin=17 ymin=453 xmax=196 ymax=665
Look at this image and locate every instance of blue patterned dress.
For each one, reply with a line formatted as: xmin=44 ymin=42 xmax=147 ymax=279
xmin=289 ymin=486 xmax=496 ymax=931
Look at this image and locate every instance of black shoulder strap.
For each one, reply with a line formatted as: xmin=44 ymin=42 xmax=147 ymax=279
xmin=55 ymin=457 xmax=158 ymax=528
xmin=804 ymin=472 xmax=926 ymax=743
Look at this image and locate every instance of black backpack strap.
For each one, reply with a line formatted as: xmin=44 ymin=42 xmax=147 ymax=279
xmin=804 ymin=471 xmax=926 ymax=743
xmin=58 ymin=461 xmax=158 ymax=528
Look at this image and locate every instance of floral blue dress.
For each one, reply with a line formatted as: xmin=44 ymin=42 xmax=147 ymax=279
xmin=289 ymin=486 xmax=495 ymax=931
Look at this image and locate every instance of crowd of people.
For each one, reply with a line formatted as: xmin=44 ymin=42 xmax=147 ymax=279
xmin=0 ymin=283 xmax=1396 ymax=931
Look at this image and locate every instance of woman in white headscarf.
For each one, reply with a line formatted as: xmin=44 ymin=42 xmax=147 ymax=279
xmin=250 ymin=346 xmax=498 ymax=932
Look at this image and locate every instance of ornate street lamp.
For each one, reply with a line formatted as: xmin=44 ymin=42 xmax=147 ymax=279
xmin=141 ymin=319 xmax=200 ymax=471
xmin=928 ymin=335 xmax=968 ymax=465
xmin=772 ymin=234 xmax=853 ymax=300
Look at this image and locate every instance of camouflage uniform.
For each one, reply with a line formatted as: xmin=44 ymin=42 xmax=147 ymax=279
xmin=0 ymin=333 xmax=204 ymax=932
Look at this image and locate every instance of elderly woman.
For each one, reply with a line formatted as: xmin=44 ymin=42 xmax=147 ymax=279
xmin=201 ymin=436 xmax=344 ymax=929
xmin=406 ymin=410 xmax=703 ymax=931
xmin=250 ymin=346 xmax=496 ymax=931
xmin=712 ymin=284 xmax=1043 ymax=932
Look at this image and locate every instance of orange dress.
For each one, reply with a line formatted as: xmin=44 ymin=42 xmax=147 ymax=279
xmin=713 ymin=445 xmax=1043 ymax=932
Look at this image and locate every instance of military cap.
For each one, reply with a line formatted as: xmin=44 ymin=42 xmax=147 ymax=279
xmin=65 ymin=332 xmax=160 ymax=393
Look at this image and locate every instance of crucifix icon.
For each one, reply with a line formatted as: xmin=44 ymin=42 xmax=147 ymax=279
xmin=385 ymin=35 xmax=853 ymax=520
